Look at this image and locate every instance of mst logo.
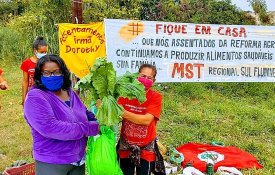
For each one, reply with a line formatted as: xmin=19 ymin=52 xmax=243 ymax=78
xmin=198 ymin=151 xmax=224 ymax=163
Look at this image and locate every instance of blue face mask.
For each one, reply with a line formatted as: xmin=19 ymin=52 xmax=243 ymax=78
xmin=41 ymin=75 xmax=64 ymax=91
xmin=36 ymin=52 xmax=47 ymax=59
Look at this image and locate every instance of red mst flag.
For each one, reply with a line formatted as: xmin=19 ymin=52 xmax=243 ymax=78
xmin=177 ymin=143 xmax=263 ymax=172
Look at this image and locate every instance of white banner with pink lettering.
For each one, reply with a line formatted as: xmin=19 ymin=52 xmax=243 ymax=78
xmin=104 ymin=19 xmax=275 ymax=82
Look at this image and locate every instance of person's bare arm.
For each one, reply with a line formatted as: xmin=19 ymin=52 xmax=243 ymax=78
xmin=22 ymin=72 xmax=29 ymax=104
xmin=0 ymin=75 xmax=8 ymax=90
xmin=122 ymin=110 xmax=155 ymax=126
xmin=96 ymin=99 xmax=155 ymax=126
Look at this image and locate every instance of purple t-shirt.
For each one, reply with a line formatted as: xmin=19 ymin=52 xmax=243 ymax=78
xmin=24 ymin=88 xmax=98 ymax=164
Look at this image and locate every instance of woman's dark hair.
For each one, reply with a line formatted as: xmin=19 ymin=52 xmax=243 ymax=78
xmin=139 ymin=64 xmax=157 ymax=78
xmin=33 ymin=36 xmax=48 ymax=50
xmin=34 ymin=54 xmax=71 ymax=90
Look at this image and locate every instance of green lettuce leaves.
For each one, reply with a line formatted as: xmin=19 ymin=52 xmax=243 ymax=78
xmin=75 ymin=58 xmax=146 ymax=126
xmin=114 ymin=72 xmax=146 ymax=103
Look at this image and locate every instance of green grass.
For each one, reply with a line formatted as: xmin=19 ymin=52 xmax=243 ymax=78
xmin=0 ymin=60 xmax=275 ymax=174
xmin=0 ymin=60 xmax=33 ymax=172
xmin=158 ymin=83 xmax=275 ymax=174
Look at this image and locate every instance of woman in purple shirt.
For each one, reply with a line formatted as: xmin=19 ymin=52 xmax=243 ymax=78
xmin=24 ymin=54 xmax=99 ymax=175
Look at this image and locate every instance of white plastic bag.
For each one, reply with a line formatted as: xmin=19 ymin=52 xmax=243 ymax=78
xmin=180 ymin=167 xmax=204 ymax=175
xmin=217 ymin=166 xmax=243 ymax=175
xmin=164 ymin=161 xmax=178 ymax=174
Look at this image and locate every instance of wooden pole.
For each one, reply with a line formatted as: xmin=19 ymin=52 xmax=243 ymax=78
xmin=71 ymin=0 xmax=83 ymax=93
xmin=72 ymin=0 xmax=83 ymax=24
xmin=72 ymin=0 xmax=77 ymax=24
xmin=77 ymin=0 xmax=83 ymax=24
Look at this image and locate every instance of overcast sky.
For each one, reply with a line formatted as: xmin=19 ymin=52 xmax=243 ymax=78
xmin=231 ymin=0 xmax=275 ymax=12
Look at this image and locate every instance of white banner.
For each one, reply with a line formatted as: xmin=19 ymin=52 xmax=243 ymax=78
xmin=104 ymin=19 xmax=275 ymax=82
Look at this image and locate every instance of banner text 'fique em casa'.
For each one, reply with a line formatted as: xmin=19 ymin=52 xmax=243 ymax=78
xmin=104 ymin=19 xmax=275 ymax=82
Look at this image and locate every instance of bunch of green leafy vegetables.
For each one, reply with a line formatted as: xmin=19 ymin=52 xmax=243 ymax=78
xmin=75 ymin=58 xmax=146 ymax=126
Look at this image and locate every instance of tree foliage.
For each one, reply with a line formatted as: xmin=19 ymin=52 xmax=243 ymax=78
xmin=0 ymin=0 xmax=71 ymax=59
xmin=0 ymin=1 xmax=21 ymax=23
xmin=83 ymin=0 xmax=143 ymax=22
xmin=82 ymin=0 xmax=256 ymax=25
xmin=248 ymin=0 xmax=270 ymax=24
xmin=136 ymin=0 xmax=256 ymax=25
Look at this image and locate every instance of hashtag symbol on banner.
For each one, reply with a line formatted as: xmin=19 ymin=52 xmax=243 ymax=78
xmin=128 ymin=22 xmax=143 ymax=36
xmin=119 ymin=21 xmax=144 ymax=42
